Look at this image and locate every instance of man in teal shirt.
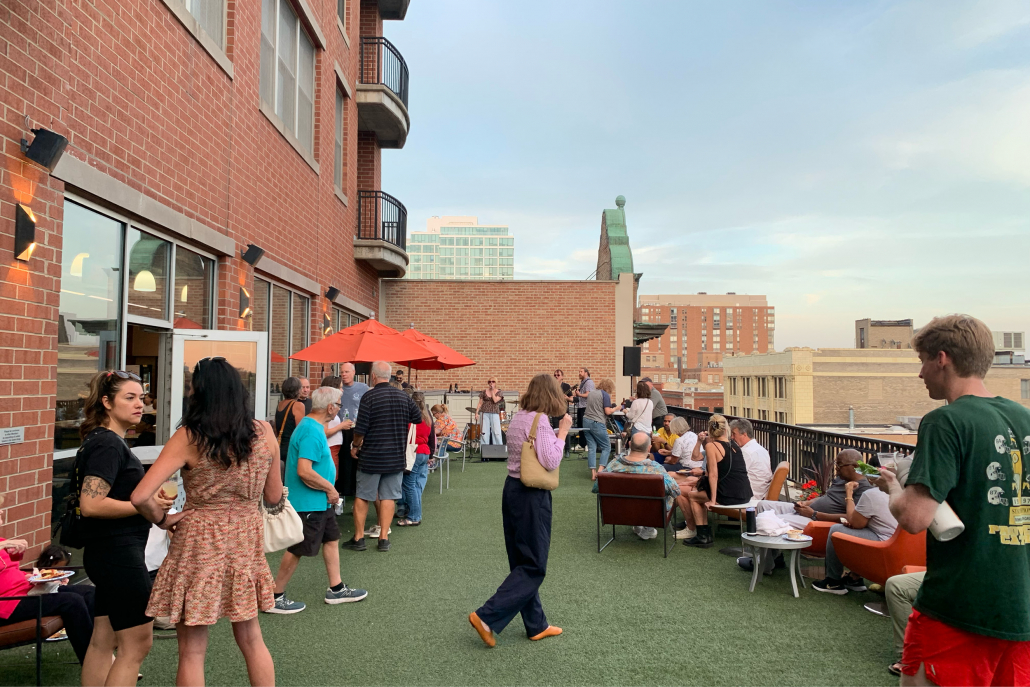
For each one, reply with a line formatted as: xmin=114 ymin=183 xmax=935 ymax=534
xmin=876 ymin=315 xmax=1030 ymax=686
xmin=267 ymin=386 xmax=367 ymax=614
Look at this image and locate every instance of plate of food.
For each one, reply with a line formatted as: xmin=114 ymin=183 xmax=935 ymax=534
xmin=28 ymin=569 xmax=74 ymax=584
xmin=782 ymin=530 xmax=813 ymax=542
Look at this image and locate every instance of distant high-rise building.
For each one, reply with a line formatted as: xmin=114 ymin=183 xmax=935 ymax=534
xmin=637 ymin=293 xmax=774 ymax=380
xmin=406 ymin=216 xmax=515 ymax=280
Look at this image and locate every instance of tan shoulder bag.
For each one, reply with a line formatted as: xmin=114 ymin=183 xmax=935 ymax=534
xmin=519 ymin=413 xmax=559 ymax=491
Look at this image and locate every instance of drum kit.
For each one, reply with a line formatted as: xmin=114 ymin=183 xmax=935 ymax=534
xmin=462 ymin=406 xmax=511 ymax=456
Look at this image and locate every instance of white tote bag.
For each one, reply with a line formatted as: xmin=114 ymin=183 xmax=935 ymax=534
xmin=263 ymin=487 xmax=304 ymax=553
xmin=404 ymin=423 xmax=418 ymax=472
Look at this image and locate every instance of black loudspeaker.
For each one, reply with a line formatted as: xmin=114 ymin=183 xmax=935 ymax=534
xmin=480 ymin=444 xmax=508 ymax=461
xmin=354 ymin=362 xmax=371 ymax=375
xmin=623 ymin=346 xmax=641 ymax=377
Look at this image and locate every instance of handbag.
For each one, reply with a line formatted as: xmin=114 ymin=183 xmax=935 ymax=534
xmin=262 ymin=487 xmax=304 ymax=553
xmin=519 ymin=413 xmax=559 ymax=491
xmin=404 ymin=423 xmax=418 ymax=472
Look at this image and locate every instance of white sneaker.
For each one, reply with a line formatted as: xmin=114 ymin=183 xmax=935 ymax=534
xmin=640 ymin=527 xmax=658 ymax=540
xmin=675 ymin=527 xmax=697 ymax=540
xmin=363 ymin=525 xmax=392 ymax=538
xmin=632 ymin=526 xmax=642 ymax=537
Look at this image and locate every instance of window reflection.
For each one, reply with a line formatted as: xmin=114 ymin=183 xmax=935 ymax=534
xmin=270 ymin=285 xmax=290 ymax=388
xmin=127 ymin=229 xmax=170 ymax=320
xmin=56 ymin=202 xmax=123 ymax=451
xmin=290 ymin=294 xmax=308 ymax=378
xmin=173 ymin=246 xmax=212 ymax=329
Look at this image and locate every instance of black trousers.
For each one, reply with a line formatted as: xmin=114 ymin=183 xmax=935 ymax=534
xmin=2 ymin=586 xmax=94 ymax=663
xmin=476 ymin=477 xmax=552 ymax=637
xmin=337 ymin=429 xmax=358 ymax=497
xmin=575 ymin=408 xmax=586 ymax=447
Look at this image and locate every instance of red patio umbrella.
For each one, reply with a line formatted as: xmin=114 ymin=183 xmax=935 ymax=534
xmin=173 ymin=317 xmax=204 ymax=329
xmin=397 ymin=328 xmax=475 ymax=370
xmin=270 ymin=352 xmax=287 ymax=363
xmin=289 ymin=319 xmax=438 ymax=365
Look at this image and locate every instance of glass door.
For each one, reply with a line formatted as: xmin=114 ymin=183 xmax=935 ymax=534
xmin=170 ymin=331 xmax=269 ymax=431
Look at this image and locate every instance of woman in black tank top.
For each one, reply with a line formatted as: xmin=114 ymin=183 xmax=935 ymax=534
xmin=682 ymin=414 xmax=753 ymax=548
xmin=274 ymin=377 xmax=306 ymax=473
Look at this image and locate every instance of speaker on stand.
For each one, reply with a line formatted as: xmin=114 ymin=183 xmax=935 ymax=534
xmin=623 ymin=346 xmax=641 ymax=377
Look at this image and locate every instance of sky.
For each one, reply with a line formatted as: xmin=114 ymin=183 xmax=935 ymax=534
xmin=383 ymin=1 xmax=1030 ymax=349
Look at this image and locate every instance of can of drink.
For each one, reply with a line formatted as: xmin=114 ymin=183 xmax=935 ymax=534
xmin=745 ymin=507 xmax=757 ymax=535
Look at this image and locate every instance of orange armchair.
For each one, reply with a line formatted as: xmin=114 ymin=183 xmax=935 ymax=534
xmin=832 ymin=528 xmax=927 ymax=587
xmin=801 ymin=520 xmax=836 ymax=558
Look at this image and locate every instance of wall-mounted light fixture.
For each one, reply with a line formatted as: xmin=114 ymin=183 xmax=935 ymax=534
xmin=15 ymin=204 xmax=37 ymax=262
xmin=241 ymin=244 xmax=265 ymax=266
xmin=180 ymin=285 xmax=189 ymax=302
xmin=325 ymin=286 xmax=340 ymax=301
xmin=21 ymin=128 xmax=68 ymax=173
xmin=70 ymin=252 xmax=89 ymax=276
xmin=323 ymin=313 xmax=333 ymax=336
xmin=239 ymin=287 xmax=252 ymax=318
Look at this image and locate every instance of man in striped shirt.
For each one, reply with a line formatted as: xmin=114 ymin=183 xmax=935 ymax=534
xmin=343 ymin=361 xmax=422 ymax=553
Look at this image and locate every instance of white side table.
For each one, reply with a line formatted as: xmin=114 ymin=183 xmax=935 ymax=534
xmin=741 ymin=533 xmax=811 ymax=598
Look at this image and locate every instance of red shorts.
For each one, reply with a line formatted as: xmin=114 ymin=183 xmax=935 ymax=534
xmin=902 ymin=610 xmax=1030 ymax=686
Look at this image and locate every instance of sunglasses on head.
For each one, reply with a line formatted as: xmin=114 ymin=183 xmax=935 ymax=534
xmin=106 ymin=370 xmax=142 ymax=382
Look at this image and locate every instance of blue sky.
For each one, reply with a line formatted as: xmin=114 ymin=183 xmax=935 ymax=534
xmin=383 ymin=1 xmax=1030 ymax=348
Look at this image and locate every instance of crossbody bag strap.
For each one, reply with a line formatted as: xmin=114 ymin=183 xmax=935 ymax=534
xmin=277 ymin=400 xmax=297 ymax=443
xmin=528 ymin=413 xmax=542 ymax=440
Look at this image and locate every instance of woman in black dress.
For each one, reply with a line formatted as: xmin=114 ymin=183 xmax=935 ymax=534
xmin=77 ymin=371 xmax=173 ymax=686
xmin=682 ymin=414 xmax=753 ymax=548
xmin=273 ymin=377 xmax=306 ymax=478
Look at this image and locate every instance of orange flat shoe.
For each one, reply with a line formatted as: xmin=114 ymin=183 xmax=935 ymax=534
xmin=529 ymin=625 xmax=562 ymax=641
xmin=469 ymin=612 xmax=496 ymax=647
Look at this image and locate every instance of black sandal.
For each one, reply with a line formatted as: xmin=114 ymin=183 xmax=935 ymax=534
xmin=888 ymin=662 xmax=902 ymax=677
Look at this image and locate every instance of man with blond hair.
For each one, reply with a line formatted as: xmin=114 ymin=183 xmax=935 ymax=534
xmin=876 ymin=315 xmax=1030 ymax=686
xmin=344 ymin=361 xmax=422 ymax=553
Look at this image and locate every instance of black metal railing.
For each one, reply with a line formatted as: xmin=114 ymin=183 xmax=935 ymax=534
xmin=357 ymin=190 xmax=407 ymax=250
xmin=668 ymin=406 xmax=913 ymax=483
xmin=360 ymin=36 xmax=409 ymax=108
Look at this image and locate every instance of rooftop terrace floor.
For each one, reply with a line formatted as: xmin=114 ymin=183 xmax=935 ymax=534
xmin=2 ymin=458 xmax=897 ymax=686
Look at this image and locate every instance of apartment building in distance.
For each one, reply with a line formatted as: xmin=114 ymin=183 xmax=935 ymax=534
xmin=638 ymin=293 xmax=774 ymax=384
xmin=723 ymin=347 xmax=1030 ymax=427
xmin=406 ymin=216 xmax=515 ymax=280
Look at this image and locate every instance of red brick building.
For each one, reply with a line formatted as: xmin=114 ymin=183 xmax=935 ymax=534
xmin=0 ymin=0 xmax=412 ymax=555
xmin=638 ymin=294 xmax=775 ymax=381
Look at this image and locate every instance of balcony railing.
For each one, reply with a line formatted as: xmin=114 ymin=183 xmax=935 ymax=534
xmin=668 ymin=407 xmax=913 ymax=484
xmin=357 ymin=190 xmax=407 ymax=251
xmin=360 ymin=36 xmax=409 ymax=108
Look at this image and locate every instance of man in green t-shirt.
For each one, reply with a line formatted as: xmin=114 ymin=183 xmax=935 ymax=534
xmin=876 ymin=315 xmax=1030 ymax=686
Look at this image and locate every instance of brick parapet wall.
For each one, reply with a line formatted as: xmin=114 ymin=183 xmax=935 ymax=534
xmin=381 ymin=280 xmax=619 ymax=395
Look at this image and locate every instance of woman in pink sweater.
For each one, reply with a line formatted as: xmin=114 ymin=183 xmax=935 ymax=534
xmin=469 ymin=373 xmax=571 ymax=647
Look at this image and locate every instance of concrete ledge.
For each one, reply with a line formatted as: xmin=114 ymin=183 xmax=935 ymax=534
xmin=256 ymin=257 xmax=321 ymax=296
xmin=378 ymin=0 xmax=410 ymax=20
xmin=354 ymin=238 xmax=408 ymax=277
xmin=158 ymin=0 xmax=234 ymax=79
xmin=294 ymin=0 xmax=328 ymax=49
xmin=356 ymin=84 xmax=409 ymax=149
xmin=258 ymin=102 xmax=320 ymax=174
xmin=334 ymin=62 xmax=353 ymax=98
xmin=52 ymin=153 xmax=235 ymax=256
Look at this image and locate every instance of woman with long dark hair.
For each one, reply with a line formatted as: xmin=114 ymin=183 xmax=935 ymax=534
xmin=469 ymin=374 xmax=570 ymax=647
xmin=274 ymin=377 xmax=306 ymax=472
xmin=132 ymin=357 xmax=284 ymax=686
xmin=76 ymin=370 xmax=172 ymax=686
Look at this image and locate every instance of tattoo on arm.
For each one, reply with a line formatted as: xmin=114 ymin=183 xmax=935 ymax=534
xmin=81 ymin=476 xmax=111 ymax=499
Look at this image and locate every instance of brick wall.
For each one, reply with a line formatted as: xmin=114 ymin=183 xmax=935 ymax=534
xmin=382 ymin=280 xmax=620 ymax=395
xmin=0 ymin=0 xmax=390 ymax=555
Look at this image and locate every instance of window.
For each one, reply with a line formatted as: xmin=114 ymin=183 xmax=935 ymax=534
xmin=730 ymin=406 xmax=737 ymax=415
xmin=291 ymin=293 xmax=309 ymax=377
xmin=56 ymin=203 xmax=124 ymax=451
xmin=337 ymin=0 xmax=346 ymax=28
xmin=1023 ymin=380 xmax=1030 ymax=399
xmin=173 ymin=246 xmax=214 ymax=329
xmin=757 ymin=377 xmax=768 ymax=398
xmin=742 ymin=377 xmax=752 ymax=396
xmin=185 ymin=0 xmax=225 ymax=48
xmin=728 ymin=377 xmax=737 ymax=395
xmin=260 ymin=0 xmax=316 ymax=155
xmin=774 ymin=377 xmax=787 ymax=399
xmin=333 ymin=89 xmax=345 ymax=191
xmin=758 ymin=409 xmax=768 ymax=421
xmin=775 ymin=412 xmax=787 ymax=424
xmin=127 ymin=229 xmax=171 ymax=320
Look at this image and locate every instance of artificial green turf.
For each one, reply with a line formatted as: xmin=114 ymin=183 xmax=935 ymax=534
xmin=1 ymin=458 xmax=898 ymax=686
